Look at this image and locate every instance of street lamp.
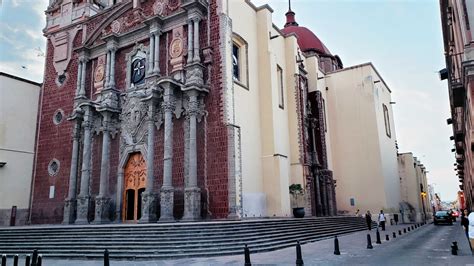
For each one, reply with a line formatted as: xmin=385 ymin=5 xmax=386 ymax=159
xmin=421 ymin=191 xmax=427 ymax=223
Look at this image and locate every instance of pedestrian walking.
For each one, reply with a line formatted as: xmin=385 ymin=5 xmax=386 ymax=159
xmin=461 ymin=209 xmax=471 ymax=250
xmin=365 ymin=210 xmax=372 ymax=231
xmin=378 ymin=210 xmax=386 ymax=231
xmin=394 ymin=213 xmax=399 ymax=225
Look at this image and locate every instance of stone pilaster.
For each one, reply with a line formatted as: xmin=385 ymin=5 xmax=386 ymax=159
xmin=159 ymin=85 xmax=176 ymax=222
xmin=93 ymin=111 xmax=112 ymax=224
xmin=192 ymin=18 xmax=201 ymax=63
xmin=63 ymin=118 xmax=82 ymax=224
xmin=187 ymin=19 xmax=193 ymax=64
xmin=183 ymin=90 xmax=201 ymax=220
xmin=75 ymin=105 xmax=94 ymax=224
xmin=320 ymin=175 xmax=328 ymax=216
xmin=139 ymin=91 xmax=159 ymax=223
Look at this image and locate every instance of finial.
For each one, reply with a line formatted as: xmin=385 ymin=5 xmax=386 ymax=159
xmin=284 ymin=0 xmax=298 ymax=27
xmin=289 ymin=0 xmax=292 ymax=11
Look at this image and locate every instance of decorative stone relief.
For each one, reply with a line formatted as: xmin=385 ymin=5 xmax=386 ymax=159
xmin=153 ymin=0 xmax=166 ymax=16
xmin=50 ymin=26 xmax=79 ymax=76
xmin=120 ymin=92 xmax=148 ymax=147
xmin=169 ymin=26 xmax=185 ymax=73
xmin=111 ymin=20 xmax=122 ymax=34
xmin=48 ymin=159 xmax=60 ymax=177
xmin=94 ymin=55 xmax=106 ymax=92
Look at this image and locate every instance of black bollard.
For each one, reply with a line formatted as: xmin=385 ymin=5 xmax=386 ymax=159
xmin=403 ymin=228 xmax=406 ymax=233
xmin=376 ymin=230 xmax=382 ymax=244
xmin=385 ymin=234 xmax=389 ymax=241
xmin=451 ymin=244 xmax=458 ymax=255
xmin=296 ymin=241 xmax=304 ymax=266
xmin=411 ymin=225 xmax=414 ymax=230
xmin=408 ymin=227 xmax=411 ymax=232
xmin=25 ymin=255 xmax=30 ymax=266
xmin=398 ymin=230 xmax=402 ymax=235
xmin=334 ymin=236 xmax=341 ymax=255
xmin=367 ymin=234 xmax=373 ymax=249
xmin=31 ymin=250 xmax=38 ymax=266
xmin=244 ymin=244 xmax=251 ymax=266
xmin=452 ymin=242 xmax=458 ymax=251
xmin=14 ymin=255 xmax=18 ymax=266
xmin=1 ymin=254 xmax=6 ymax=266
xmin=36 ymin=256 xmax=42 ymax=266
xmin=393 ymin=232 xmax=396 ymax=238
xmin=104 ymin=249 xmax=110 ymax=266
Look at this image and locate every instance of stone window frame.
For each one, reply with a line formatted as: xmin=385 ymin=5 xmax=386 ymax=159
xmin=55 ymin=72 xmax=69 ymax=88
xmin=232 ymin=33 xmax=249 ymax=90
xmin=53 ymin=109 xmax=65 ymax=125
xmin=277 ymin=64 xmax=284 ymax=109
xmin=48 ymin=158 xmax=60 ymax=177
xmin=383 ymin=103 xmax=391 ymax=138
xmin=125 ymin=43 xmax=149 ymax=90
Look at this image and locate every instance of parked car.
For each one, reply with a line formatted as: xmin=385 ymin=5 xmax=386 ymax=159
xmin=434 ymin=211 xmax=453 ymax=225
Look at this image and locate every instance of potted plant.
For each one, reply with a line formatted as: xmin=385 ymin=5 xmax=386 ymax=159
xmin=289 ymin=184 xmax=305 ymax=218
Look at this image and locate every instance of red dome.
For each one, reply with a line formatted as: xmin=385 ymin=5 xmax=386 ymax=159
xmin=281 ymin=10 xmax=332 ymax=55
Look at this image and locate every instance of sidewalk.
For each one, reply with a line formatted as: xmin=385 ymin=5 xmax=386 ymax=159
xmin=8 ymin=222 xmax=474 ymax=265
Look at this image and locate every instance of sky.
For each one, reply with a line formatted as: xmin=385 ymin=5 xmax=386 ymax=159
xmin=0 ymin=0 xmax=458 ymax=201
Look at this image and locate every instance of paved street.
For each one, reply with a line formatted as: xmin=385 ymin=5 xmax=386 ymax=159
xmin=7 ymin=222 xmax=474 ymax=265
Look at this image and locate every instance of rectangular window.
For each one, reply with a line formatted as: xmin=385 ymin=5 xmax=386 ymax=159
xmin=277 ymin=65 xmax=284 ymax=109
xmin=383 ymin=104 xmax=391 ymax=138
xmin=232 ymin=43 xmax=240 ymax=81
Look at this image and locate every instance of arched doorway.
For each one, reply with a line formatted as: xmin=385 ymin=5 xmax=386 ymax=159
xmin=123 ymin=153 xmax=147 ymax=222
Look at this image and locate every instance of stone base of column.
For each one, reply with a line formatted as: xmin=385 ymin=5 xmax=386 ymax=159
xmin=159 ymin=186 xmax=174 ymax=222
xmin=139 ymin=192 xmax=158 ymax=223
xmin=182 ymin=187 xmax=201 ymax=221
xmin=75 ymin=196 xmax=91 ymax=224
xmin=62 ymin=198 xmax=76 ymax=224
xmin=92 ymin=196 xmax=111 ymax=224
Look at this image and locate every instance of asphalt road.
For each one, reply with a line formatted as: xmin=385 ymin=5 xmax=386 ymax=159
xmin=5 ymin=222 xmax=474 ymax=265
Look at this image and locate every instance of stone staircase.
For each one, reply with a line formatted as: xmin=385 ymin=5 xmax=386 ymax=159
xmin=0 ymin=216 xmax=371 ymax=260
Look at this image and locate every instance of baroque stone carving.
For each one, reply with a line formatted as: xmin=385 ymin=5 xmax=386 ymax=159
xmin=48 ymin=158 xmax=60 ymax=177
xmin=153 ymin=0 xmax=166 ymax=16
xmin=170 ymin=26 xmax=185 ymax=73
xmin=120 ymin=92 xmax=148 ymax=147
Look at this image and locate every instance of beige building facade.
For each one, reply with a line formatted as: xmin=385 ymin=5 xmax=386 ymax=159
xmin=324 ymin=64 xmax=401 ymax=219
xmin=0 ymin=72 xmax=41 ymax=226
xmin=398 ymin=152 xmax=432 ymax=223
xmin=225 ymin=1 xmax=402 ymax=220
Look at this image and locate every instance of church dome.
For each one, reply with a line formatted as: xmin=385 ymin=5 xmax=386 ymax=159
xmin=281 ymin=9 xmax=332 ymax=56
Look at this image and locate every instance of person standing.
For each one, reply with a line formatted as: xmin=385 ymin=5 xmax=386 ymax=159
xmin=468 ymin=211 xmax=474 ymax=253
xmin=378 ymin=210 xmax=386 ymax=231
xmin=461 ymin=209 xmax=469 ymax=238
xmin=365 ymin=210 xmax=372 ymax=231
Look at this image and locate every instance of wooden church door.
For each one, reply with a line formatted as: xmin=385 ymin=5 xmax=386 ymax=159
xmin=123 ymin=153 xmax=147 ymax=222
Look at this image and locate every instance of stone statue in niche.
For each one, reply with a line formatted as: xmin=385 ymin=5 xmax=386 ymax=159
xmin=94 ymin=54 xmax=106 ymax=93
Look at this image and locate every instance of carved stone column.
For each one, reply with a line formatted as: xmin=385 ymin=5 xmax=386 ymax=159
xmin=183 ymin=90 xmax=201 ymax=220
xmin=192 ymin=18 xmax=201 ymax=63
xmin=75 ymin=105 xmax=94 ymax=224
xmin=75 ymin=60 xmax=82 ymax=97
xmin=159 ymin=85 xmax=175 ymax=221
xmin=320 ymin=175 xmax=328 ymax=216
xmin=109 ymin=48 xmax=116 ymax=88
xmin=148 ymin=33 xmax=155 ymax=75
xmin=105 ymin=50 xmax=111 ymax=88
xmin=63 ymin=116 xmax=82 ymax=224
xmin=93 ymin=111 xmax=112 ymax=224
xmin=153 ymin=32 xmax=160 ymax=74
xmin=139 ymin=92 xmax=159 ymax=223
xmin=187 ymin=19 xmax=193 ymax=64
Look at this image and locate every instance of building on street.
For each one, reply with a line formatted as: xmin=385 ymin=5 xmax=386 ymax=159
xmin=0 ymin=72 xmax=41 ymax=226
xmin=439 ymin=0 xmax=474 ymax=211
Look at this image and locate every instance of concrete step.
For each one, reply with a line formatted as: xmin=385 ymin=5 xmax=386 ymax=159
xmin=0 ymin=217 xmax=372 ymax=259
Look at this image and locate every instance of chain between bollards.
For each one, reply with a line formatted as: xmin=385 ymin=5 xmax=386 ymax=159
xmin=334 ymin=236 xmax=341 ymax=255
xmin=244 ymin=244 xmax=251 ymax=266
xmin=366 ymin=234 xmax=373 ymax=249
xmin=296 ymin=241 xmax=304 ymax=266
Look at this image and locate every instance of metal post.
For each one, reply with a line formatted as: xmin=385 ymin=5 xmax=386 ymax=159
xmin=296 ymin=241 xmax=304 ymax=266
